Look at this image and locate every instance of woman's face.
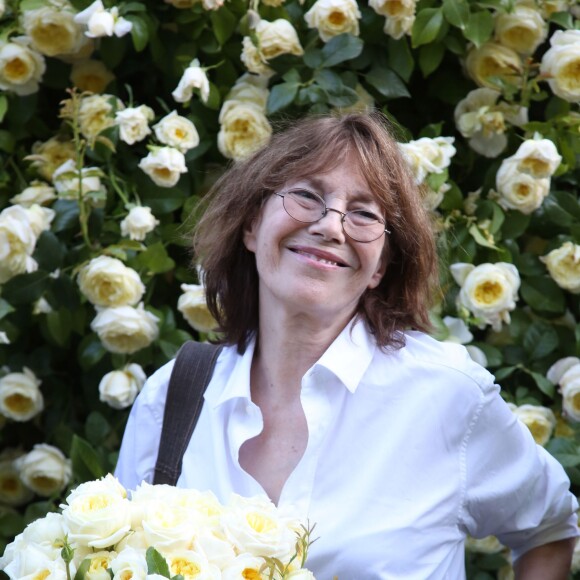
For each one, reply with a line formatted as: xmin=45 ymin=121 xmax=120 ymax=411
xmin=243 ymin=156 xmax=387 ymax=325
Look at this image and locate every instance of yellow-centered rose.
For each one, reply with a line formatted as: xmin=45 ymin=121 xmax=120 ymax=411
xmin=0 ymin=37 xmax=46 ymax=96
xmin=0 ymin=368 xmax=43 ymax=423
xmin=540 ymin=29 xmax=580 ymax=102
xmin=541 ymin=242 xmax=580 ymax=294
xmin=15 ymin=443 xmax=72 ymax=496
xmin=465 ymin=42 xmax=523 ymax=90
xmin=304 ymin=0 xmax=361 ymax=42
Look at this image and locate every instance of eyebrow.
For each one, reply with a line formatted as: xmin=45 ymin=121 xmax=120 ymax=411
xmin=301 ymin=176 xmax=377 ymax=204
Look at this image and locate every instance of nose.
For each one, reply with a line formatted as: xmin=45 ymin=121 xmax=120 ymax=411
xmin=307 ymin=207 xmax=346 ymax=243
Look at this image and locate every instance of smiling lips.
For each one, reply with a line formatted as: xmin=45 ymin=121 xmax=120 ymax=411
xmin=289 ymin=246 xmax=348 ymax=268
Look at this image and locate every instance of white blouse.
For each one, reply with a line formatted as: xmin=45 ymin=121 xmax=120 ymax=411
xmin=115 ymin=319 xmax=578 ymax=579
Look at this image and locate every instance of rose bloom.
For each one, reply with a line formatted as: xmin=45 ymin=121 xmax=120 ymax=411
xmin=15 ymin=443 xmax=72 ymax=496
xmin=558 ymin=365 xmax=580 ymax=422
xmin=226 ymin=73 xmax=270 ymax=110
xmin=218 ymin=101 xmax=272 ymax=161
xmin=255 ymin=18 xmax=304 ymax=61
xmin=110 ymin=547 xmax=147 ymax=580
xmin=74 ymin=0 xmax=133 ymax=38
xmin=140 ymin=501 xmax=198 ymax=551
xmin=85 ymin=551 xmax=118 ymax=580
xmin=10 ymin=181 xmax=56 ymax=207
xmin=120 ymin=206 xmax=159 ymax=241
xmin=465 ymin=535 xmax=504 ymax=554
xmin=115 ymin=105 xmax=155 ymax=145
xmin=509 ymin=137 xmax=562 ymax=178
xmin=541 ymin=242 xmax=580 ymax=294
xmin=172 ymin=58 xmax=210 ymax=104
xmin=91 ymin=303 xmax=160 ymax=354
xmin=21 ymin=5 xmax=85 ymax=57
xmin=540 ymin=29 xmax=580 ymax=102
xmin=70 ymin=59 xmax=115 ymax=93
xmin=138 ymin=146 xmax=188 ymax=187
xmin=494 ymin=4 xmax=547 ymax=55
xmin=0 ymin=455 xmax=34 ymax=506
xmin=241 ymin=37 xmax=275 ymax=77
xmin=0 ymin=37 xmax=46 ymax=96
xmin=25 ymin=204 xmax=55 ymax=237
xmin=26 ymin=136 xmax=76 ymax=181
xmin=547 ymin=356 xmax=580 ymax=386
xmin=465 ymin=41 xmax=523 ymax=90
xmin=398 ymin=136 xmax=456 ymax=184
xmin=0 ymin=205 xmax=39 ymax=283
xmin=153 ymin=111 xmax=200 ymax=153
xmin=52 ymin=159 xmax=103 ymax=200
xmin=508 ymin=403 xmax=556 ymax=446
xmin=304 ymin=0 xmax=361 ymax=42
xmin=451 ymin=262 xmax=520 ymax=331
xmin=78 ymin=255 xmax=145 ymax=307
xmin=495 ymin=159 xmax=550 ymax=215
xmin=369 ymin=0 xmax=416 ymax=40
xmin=78 ymin=93 xmax=124 ymax=141
xmin=177 ymin=283 xmax=219 ymax=333
xmin=383 ymin=11 xmax=415 ymax=40
xmin=98 ymin=363 xmax=146 ymax=410
xmin=165 ymin=550 xmax=221 ymax=580
xmin=2 ymin=544 xmax=68 ymax=580
xmin=221 ymin=554 xmax=268 ymax=580
xmin=0 ymin=367 xmax=43 ymax=422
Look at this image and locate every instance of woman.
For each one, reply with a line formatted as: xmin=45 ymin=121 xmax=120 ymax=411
xmin=116 ymin=113 xmax=578 ymax=578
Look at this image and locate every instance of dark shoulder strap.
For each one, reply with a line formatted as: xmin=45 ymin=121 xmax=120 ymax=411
xmin=153 ymin=341 xmax=222 ymax=485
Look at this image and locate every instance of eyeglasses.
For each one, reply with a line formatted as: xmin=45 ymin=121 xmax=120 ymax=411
xmin=275 ymin=189 xmax=390 ymax=243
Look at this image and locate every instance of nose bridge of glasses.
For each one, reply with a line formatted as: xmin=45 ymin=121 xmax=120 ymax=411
xmin=323 ymin=206 xmax=347 ymax=222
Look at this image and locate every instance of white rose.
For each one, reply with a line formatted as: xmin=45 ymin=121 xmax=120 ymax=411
xmin=62 ymin=474 xmax=131 ymax=549
xmin=221 ymin=555 xmax=267 ymax=580
xmin=110 ymin=547 xmax=147 ymax=580
xmin=369 ymin=0 xmax=416 ymax=39
xmin=465 ymin=535 xmax=504 ymax=554
xmin=256 ymin=18 xmax=304 ymax=61
xmin=78 ymin=255 xmax=145 ymax=307
xmin=90 ymin=303 xmax=159 ymax=354
xmin=120 ymin=206 xmax=159 ymax=241
xmin=541 ymin=242 xmax=580 ymax=293
xmin=451 ymin=262 xmax=520 ymax=331
xmin=26 ymin=137 xmax=76 ymax=181
xmin=559 ymin=364 xmax=580 ymax=421
xmin=0 ymin=456 xmax=34 ymax=506
xmin=16 ymin=443 xmax=72 ymax=496
xmin=286 ymin=570 xmax=317 ymax=580
xmin=172 ymin=59 xmax=210 ymax=104
xmin=140 ymin=501 xmax=198 ymax=550
xmin=153 ymin=111 xmax=200 ymax=153
xmin=495 ymin=159 xmax=550 ymax=214
xmin=52 ymin=159 xmax=103 ymax=200
xmin=10 ymin=181 xmax=56 ymax=207
xmin=226 ymin=73 xmax=270 ymax=110
xmin=0 ymin=205 xmax=39 ymax=283
xmin=494 ymin=5 xmax=547 ymax=55
xmin=509 ymin=136 xmax=562 ymax=178
xmin=304 ymin=0 xmax=361 ymax=42
xmin=85 ymin=551 xmax=118 ymax=580
xmin=540 ymin=29 xmax=580 ymax=102
xmin=98 ymin=363 xmax=146 ymax=410
xmin=3 ymin=543 xmax=68 ymax=580
xmin=70 ymin=59 xmax=115 ymax=94
xmin=115 ymin=105 xmax=155 ymax=145
xmin=21 ymin=6 xmax=85 ymax=57
xmin=509 ymin=403 xmax=556 ymax=446
xmin=218 ymin=102 xmax=272 ymax=161
xmin=547 ymin=356 xmax=580 ymax=385
xmin=398 ymin=136 xmax=456 ymax=183
xmin=26 ymin=204 xmax=55 ymax=237
xmin=241 ymin=36 xmax=274 ymax=77
xmin=138 ymin=146 xmax=187 ymax=187
xmin=74 ymin=0 xmax=133 ymax=38
xmin=165 ymin=550 xmax=221 ymax=580
xmin=78 ymin=93 xmax=123 ymax=141
xmin=465 ymin=42 xmax=523 ymax=89
xmin=177 ymin=284 xmax=218 ymax=333
xmin=383 ymin=13 xmax=415 ymax=40
xmin=0 ymin=37 xmax=46 ymax=96
xmin=0 ymin=367 xmax=43 ymax=422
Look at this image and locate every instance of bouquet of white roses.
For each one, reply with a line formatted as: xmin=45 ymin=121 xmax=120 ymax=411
xmin=0 ymin=474 xmax=317 ymax=580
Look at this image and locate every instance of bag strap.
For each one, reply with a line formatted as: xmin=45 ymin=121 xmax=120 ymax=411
xmin=153 ymin=341 xmax=222 ymax=485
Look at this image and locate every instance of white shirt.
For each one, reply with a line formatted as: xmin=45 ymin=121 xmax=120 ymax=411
xmin=116 ymin=319 xmax=579 ymax=579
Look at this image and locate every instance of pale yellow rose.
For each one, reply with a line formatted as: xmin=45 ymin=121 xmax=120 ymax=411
xmin=0 ymin=454 xmax=34 ymax=506
xmin=0 ymin=367 xmax=43 ymax=423
xmin=494 ymin=5 xmax=547 ymax=55
xmin=256 ymin=18 xmax=304 ymax=61
xmin=225 ymin=73 xmax=270 ymax=110
xmin=172 ymin=59 xmax=210 ymax=103
xmin=538 ymin=0 xmax=569 ymax=18
xmin=509 ymin=136 xmax=561 ymax=178
xmin=115 ymin=105 xmax=154 ymax=145
xmin=110 ymin=548 xmax=148 ymax=580
xmin=2 ymin=543 xmax=68 ymax=580
xmin=52 ymin=159 xmax=104 ymax=200
xmin=78 ymin=93 xmax=124 ymax=141
xmin=304 ymin=0 xmax=361 ymax=42
xmin=540 ymin=29 xmax=580 ymax=102
xmin=78 ymin=255 xmax=145 ymax=307
xmin=547 ymin=356 xmax=580 ymax=385
xmin=24 ymin=204 xmax=55 ymax=237
xmin=541 ymin=242 xmax=580 ymax=294
xmin=221 ymin=555 xmax=268 ymax=580
xmin=91 ymin=303 xmax=160 ymax=354
xmin=465 ymin=535 xmax=504 ymax=554
xmin=0 ymin=37 xmax=46 ymax=96
xmin=15 ymin=443 xmax=72 ymax=496
xmin=138 ymin=146 xmax=188 ymax=187
xmin=10 ymin=181 xmax=56 ymax=207
xmin=495 ymin=159 xmax=550 ymax=214
xmin=0 ymin=205 xmax=39 ymax=283
xmin=153 ymin=111 xmax=200 ymax=153
xmin=98 ymin=363 xmax=146 ymax=410
xmin=120 ymin=206 xmax=159 ymax=241
xmin=26 ymin=137 xmax=76 ymax=181
xmin=74 ymin=0 xmax=133 ymax=38
xmin=509 ymin=403 xmax=556 ymax=446
xmin=165 ymin=550 xmax=221 ymax=580
xmin=383 ymin=13 xmax=415 ymax=39
xmin=177 ymin=283 xmax=219 ymax=333
xmin=70 ymin=59 xmax=115 ymax=93
xmin=465 ymin=42 xmax=523 ymax=89
xmin=369 ymin=0 xmax=416 ymax=39
xmin=398 ymin=136 xmax=456 ymax=183
xmin=558 ymin=365 xmax=580 ymax=422
xmin=241 ymin=36 xmax=274 ymax=77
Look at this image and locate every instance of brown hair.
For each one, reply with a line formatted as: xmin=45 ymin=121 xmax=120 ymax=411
xmin=193 ymin=112 xmax=438 ymax=352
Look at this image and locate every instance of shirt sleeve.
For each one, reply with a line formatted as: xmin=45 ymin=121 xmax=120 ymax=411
xmin=459 ymin=379 xmax=579 ymax=561
xmin=114 ymin=360 xmax=174 ymax=491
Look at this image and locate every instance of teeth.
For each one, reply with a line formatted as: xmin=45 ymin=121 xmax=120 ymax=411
xmin=296 ymin=250 xmax=339 ymax=266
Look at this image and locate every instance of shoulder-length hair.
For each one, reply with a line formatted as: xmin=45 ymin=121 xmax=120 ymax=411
xmin=193 ymin=112 xmax=438 ymax=352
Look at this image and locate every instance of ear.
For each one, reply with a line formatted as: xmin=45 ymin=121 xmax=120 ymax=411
xmin=367 ymin=256 xmax=387 ymax=290
xmin=243 ymin=217 xmax=258 ymax=253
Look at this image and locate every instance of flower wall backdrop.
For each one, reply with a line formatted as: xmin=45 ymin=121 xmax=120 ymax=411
xmin=0 ymin=0 xmax=578 ymax=576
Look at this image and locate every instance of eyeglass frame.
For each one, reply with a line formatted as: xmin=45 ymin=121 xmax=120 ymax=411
xmin=274 ymin=189 xmax=391 ymax=243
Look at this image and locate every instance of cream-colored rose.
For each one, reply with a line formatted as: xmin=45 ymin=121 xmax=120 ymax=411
xmin=138 ymin=146 xmax=188 ymax=187
xmin=120 ymin=206 xmax=159 ymax=241
xmin=110 ymin=547 xmax=147 ymax=580
xmin=71 ymin=59 xmax=115 ymax=93
xmin=98 ymin=363 xmax=146 ymax=410
xmin=465 ymin=535 xmax=504 ymax=554
xmin=25 ymin=204 xmax=55 ymax=237
xmin=370 ymin=0 xmax=416 ymax=39
xmin=10 ymin=181 xmax=56 ymax=207
xmin=221 ymin=555 xmax=268 ymax=580
xmin=495 ymin=159 xmax=550 ymax=214
xmin=383 ymin=13 xmax=415 ymax=40
xmin=0 ymin=367 xmax=43 ymax=423
xmin=115 ymin=105 xmax=154 ymax=145
xmin=494 ymin=4 xmax=547 ymax=55
xmin=0 ymin=205 xmax=39 ymax=283
xmin=26 ymin=137 xmax=76 ymax=181
xmin=465 ymin=41 xmax=523 ymax=90
xmin=172 ymin=59 xmax=210 ymax=104
xmin=547 ymin=356 xmax=580 ymax=385
xmin=85 ymin=551 xmax=118 ymax=580
xmin=177 ymin=284 xmax=218 ymax=333
xmin=165 ymin=550 xmax=221 ymax=580
xmin=510 ymin=136 xmax=562 ymax=178
xmin=451 ymin=262 xmax=520 ymax=331
xmin=21 ymin=5 xmax=85 ymax=57
xmin=3 ymin=543 xmax=68 ymax=580
xmin=0 ymin=37 xmax=46 ymax=96
xmin=0 ymin=454 xmax=34 ymax=506
xmin=241 ymin=36 xmax=274 ymax=77
xmin=74 ymin=0 xmax=133 ymax=38
xmin=78 ymin=255 xmax=145 ymax=307
xmin=79 ymin=93 xmax=124 ymax=141
xmin=541 ymin=242 xmax=580 ymax=293
xmin=304 ymin=0 xmax=361 ymax=42
xmin=225 ymin=73 xmax=270 ymax=110
xmin=558 ymin=364 xmax=580 ymax=422
xmin=539 ymin=0 xmax=569 ymax=18
xmin=509 ymin=403 xmax=556 ymax=446
xmin=91 ymin=303 xmax=159 ymax=354
xmin=153 ymin=111 xmax=200 ymax=153
xmin=140 ymin=501 xmax=198 ymax=551
xmin=398 ymin=136 xmax=456 ymax=183
xmin=540 ymin=29 xmax=580 ymax=102
xmin=16 ymin=443 xmax=71 ymax=496
xmin=52 ymin=159 xmax=103 ymax=200
xmin=257 ymin=18 xmax=304 ymax=61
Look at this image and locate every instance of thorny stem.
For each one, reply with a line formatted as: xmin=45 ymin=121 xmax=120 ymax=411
xmin=107 ymin=164 xmax=130 ymax=207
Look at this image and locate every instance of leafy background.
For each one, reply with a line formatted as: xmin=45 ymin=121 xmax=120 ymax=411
xmin=0 ymin=0 xmax=579 ymax=577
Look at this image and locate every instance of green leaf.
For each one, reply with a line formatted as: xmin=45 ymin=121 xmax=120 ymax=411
xmin=418 ymin=42 xmax=445 ymax=77
xmin=468 ymin=224 xmax=497 ymax=249
xmin=33 ymin=231 xmax=64 ymax=272
xmin=85 ymin=412 xmax=111 ymax=446
xmin=0 ymin=511 xmax=24 ymax=537
xmin=2 ymin=271 xmax=51 ymax=305
xmin=464 ymin=11 xmax=494 ymax=47
xmin=501 ymin=211 xmax=530 ymax=239
xmin=0 ymin=130 xmax=15 ymax=154
xmin=74 ymin=559 xmax=91 ymax=580
xmin=146 ymin=547 xmax=171 ymax=578
xmin=0 ymin=298 xmax=15 ymax=321
xmin=303 ymin=47 xmax=323 ymax=69
xmin=126 ymin=15 xmax=149 ymax=52
xmin=442 ymin=0 xmax=470 ymax=29
xmin=387 ymin=37 xmax=414 ymax=82
xmin=0 ymin=95 xmax=8 ymax=123
xmin=70 ymin=435 xmax=106 ymax=480
xmin=411 ymin=8 xmax=444 ymax=48
xmin=52 ymin=200 xmax=80 ymax=233
xmin=520 ymin=276 xmax=566 ymax=314
xmin=133 ymin=242 xmax=176 ymax=274
xmin=210 ymin=6 xmax=237 ymax=45
xmin=78 ymin=334 xmax=107 ymax=371
xmin=546 ymin=438 xmax=580 ymax=467
xmin=282 ymin=68 xmax=301 ymax=84
xmin=320 ymin=34 xmax=364 ymax=67
xmin=266 ymin=82 xmax=299 ymax=114
xmin=495 ymin=366 xmax=517 ymax=381
xmin=366 ymin=67 xmax=410 ymax=99
xmin=543 ymin=194 xmax=576 ymax=227
xmin=527 ymin=370 xmax=555 ymax=398
xmin=314 ymin=69 xmax=342 ymax=93
xmin=46 ymin=309 xmax=73 ymax=347
xmin=548 ymin=11 xmax=574 ymax=30
xmin=523 ymin=322 xmax=559 ymax=359
xmin=326 ymin=86 xmax=358 ymax=107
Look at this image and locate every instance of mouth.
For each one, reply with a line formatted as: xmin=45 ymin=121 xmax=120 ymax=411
xmin=289 ymin=248 xmax=348 ymax=267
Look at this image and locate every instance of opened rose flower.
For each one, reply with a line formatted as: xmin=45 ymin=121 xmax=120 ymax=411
xmin=15 ymin=444 xmax=72 ymax=496
xmin=177 ymin=283 xmax=219 ymax=333
xmin=304 ymin=0 xmax=361 ymax=42
xmin=557 ymin=365 xmax=580 ymax=422
xmin=153 ymin=111 xmax=200 ymax=153
xmin=0 ymin=37 xmax=46 ymax=96
xmin=26 ymin=137 xmax=76 ymax=181
xmin=120 ymin=206 xmax=160 ymax=241
xmin=10 ymin=181 xmax=56 ymax=207
xmin=509 ymin=136 xmax=562 ymax=178
xmin=172 ymin=58 xmax=210 ymax=103
xmin=74 ymin=0 xmax=133 ymax=38
xmin=369 ymin=0 xmax=416 ymax=40
xmin=98 ymin=363 xmax=147 ymax=410
xmin=494 ymin=4 xmax=547 ymax=55
xmin=398 ymin=136 xmax=456 ymax=184
xmin=70 ymin=58 xmax=115 ymax=94
xmin=52 ymin=159 xmax=104 ymax=200
xmin=115 ymin=105 xmax=155 ymax=145
xmin=508 ymin=403 xmax=556 ymax=446
xmin=465 ymin=42 xmax=523 ymax=90
xmin=541 ymin=242 xmax=580 ymax=294
xmin=495 ymin=159 xmax=550 ymax=214
xmin=78 ymin=93 xmax=124 ymax=141
xmin=138 ymin=146 xmax=188 ymax=187
xmin=540 ymin=29 xmax=580 ymax=102
xmin=0 ymin=367 xmax=43 ymax=422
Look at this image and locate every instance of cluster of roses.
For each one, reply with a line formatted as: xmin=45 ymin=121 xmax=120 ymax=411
xmin=1 ymin=474 xmax=317 ymax=580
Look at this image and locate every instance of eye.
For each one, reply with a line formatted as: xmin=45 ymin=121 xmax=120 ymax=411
xmin=348 ymin=208 xmax=383 ymax=225
xmin=287 ymin=189 xmax=323 ymax=208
